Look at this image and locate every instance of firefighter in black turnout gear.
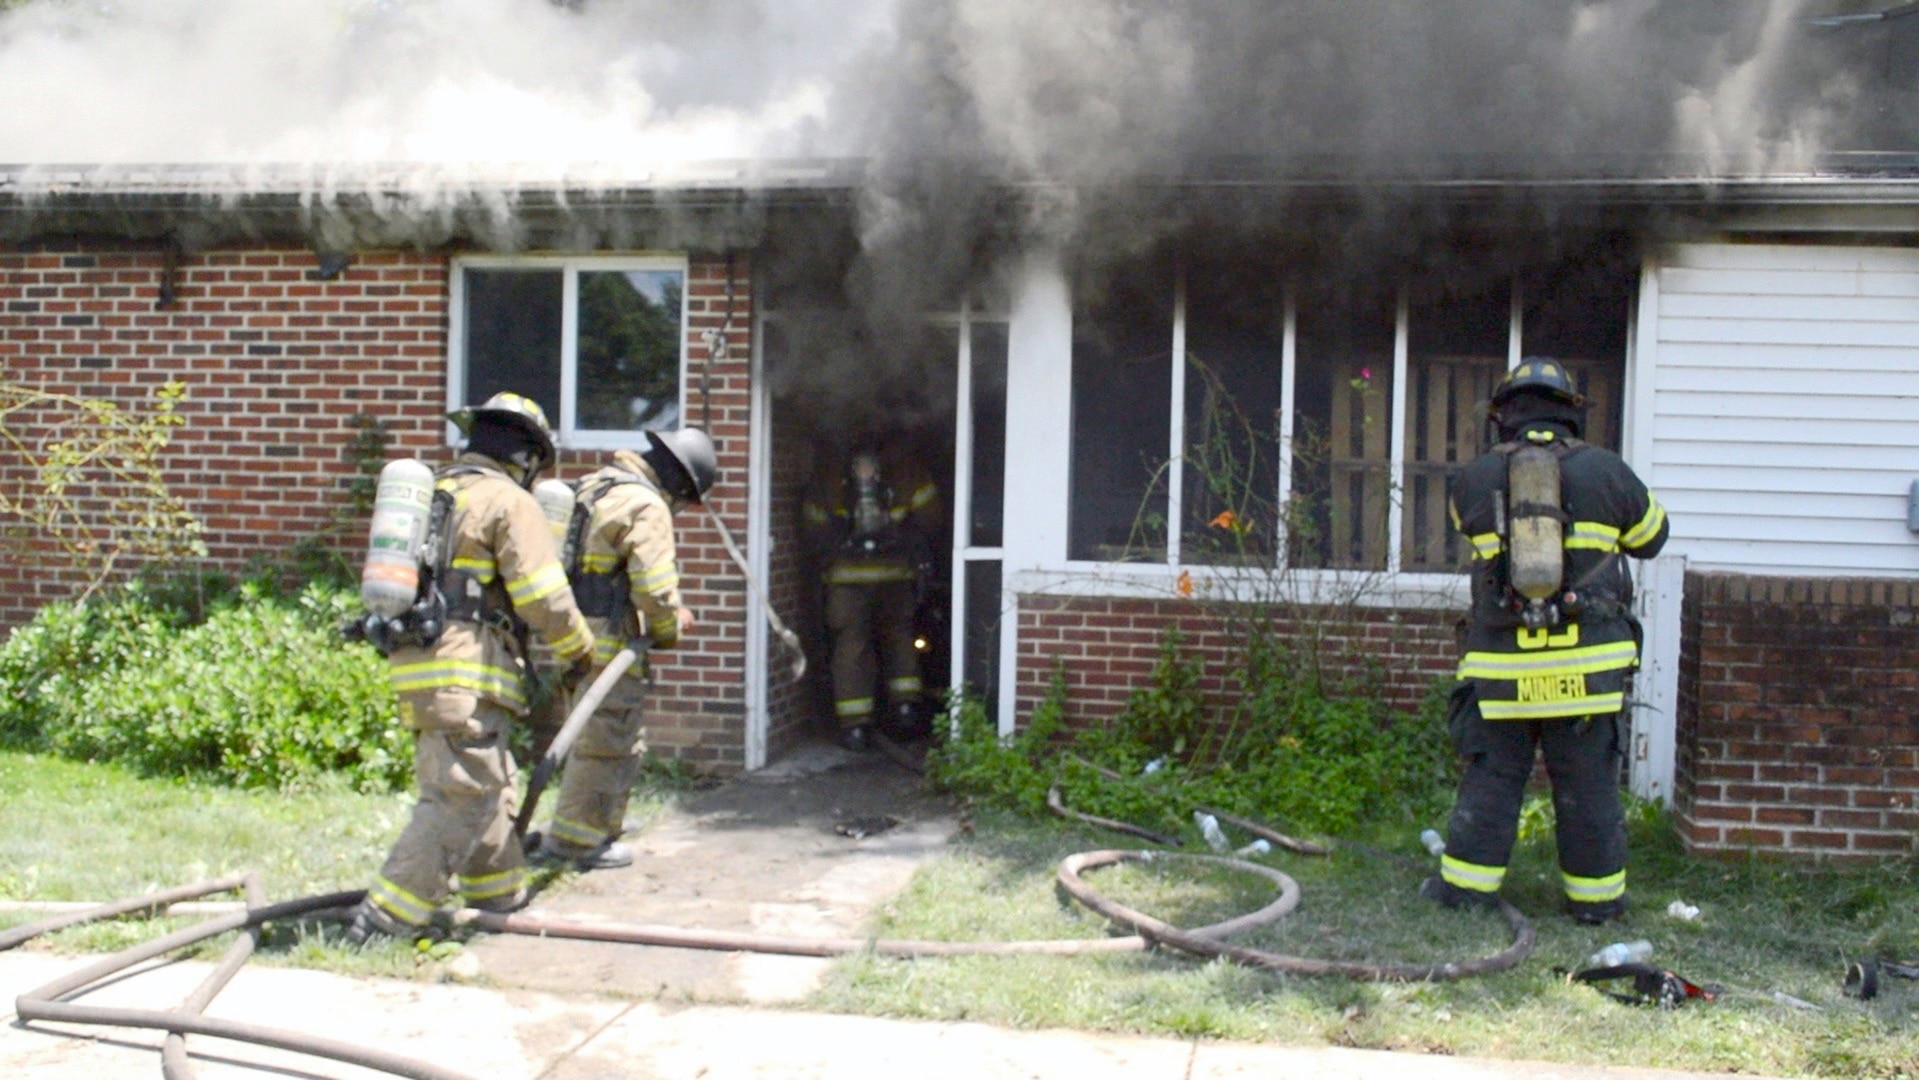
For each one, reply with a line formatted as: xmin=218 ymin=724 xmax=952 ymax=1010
xmin=1422 ymin=359 xmax=1670 ymax=925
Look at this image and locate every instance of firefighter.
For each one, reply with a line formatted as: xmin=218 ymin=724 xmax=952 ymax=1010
xmin=533 ymin=427 xmax=717 ymax=871
xmin=348 ymin=392 xmax=596 ymax=944
xmin=802 ymin=435 xmax=942 ymax=752
xmin=1421 ymin=359 xmax=1671 ymax=925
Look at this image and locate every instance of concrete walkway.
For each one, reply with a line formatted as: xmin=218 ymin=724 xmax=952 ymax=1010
xmin=0 ymin=949 xmax=1759 ymax=1080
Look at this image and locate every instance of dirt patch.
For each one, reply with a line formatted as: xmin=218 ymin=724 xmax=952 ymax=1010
xmin=469 ymin=739 xmax=955 ymax=1005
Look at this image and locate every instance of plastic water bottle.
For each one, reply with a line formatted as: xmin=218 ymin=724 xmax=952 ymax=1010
xmin=1194 ymin=812 xmax=1229 ymax=851
xmin=1419 ymin=829 xmax=1446 ymax=856
xmin=1234 ymin=839 xmax=1271 ymax=857
xmin=1588 ymin=940 xmax=1654 ymax=968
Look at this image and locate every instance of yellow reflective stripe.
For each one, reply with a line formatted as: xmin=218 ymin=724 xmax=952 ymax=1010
xmin=1621 ymin=499 xmax=1667 ymax=549
xmin=826 ymin=565 xmax=915 ymax=584
xmin=550 ymin=816 xmax=604 ymax=848
xmin=646 ymin=612 xmax=679 ymax=637
xmin=1468 ymin=532 xmax=1502 ymax=559
xmin=888 ymin=676 xmax=923 ymax=695
xmin=579 ymin=552 xmax=620 ymax=573
xmin=458 ymin=866 xmax=526 ymax=901
xmin=1562 ymin=869 xmax=1626 ymax=903
xmin=506 ymin=561 xmax=569 ymax=606
xmin=548 ymin=625 xmax=592 ymax=661
xmin=369 ymin=876 xmax=436 ymax=925
xmin=888 ymin=505 xmax=911 ymax=523
xmin=631 ymin=562 xmax=679 ymax=592
xmin=450 ymin=556 xmax=495 ymax=578
xmin=1565 ymin=521 xmax=1620 ymax=552
xmin=1440 ymin=854 xmax=1505 ymax=893
xmin=836 ymin=697 xmax=874 ymax=718
xmin=1457 ymin=641 xmax=1638 ymax=679
xmin=907 ymin=483 xmax=936 ymax=509
xmin=1479 ymin=692 xmax=1624 ymax=720
xmin=802 ymin=504 xmax=830 ymax=525
xmin=389 ymin=659 xmax=527 ymax=707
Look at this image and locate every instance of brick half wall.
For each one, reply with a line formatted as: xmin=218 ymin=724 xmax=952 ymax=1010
xmin=1012 ymin=594 xmax=1460 ymax=733
xmin=1675 ymin=571 xmax=1919 ymax=862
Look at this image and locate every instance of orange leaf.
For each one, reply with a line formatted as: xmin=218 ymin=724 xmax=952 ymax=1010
xmin=1176 ymin=570 xmax=1194 ymax=597
xmin=1209 ymin=509 xmax=1238 ymax=529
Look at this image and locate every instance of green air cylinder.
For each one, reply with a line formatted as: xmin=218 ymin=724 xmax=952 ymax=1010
xmin=1506 ymin=444 xmax=1563 ymax=602
xmin=360 ymin=457 xmax=435 ymax=618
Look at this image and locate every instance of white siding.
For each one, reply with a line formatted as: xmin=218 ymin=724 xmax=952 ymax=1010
xmin=1650 ymin=243 xmax=1919 ymax=577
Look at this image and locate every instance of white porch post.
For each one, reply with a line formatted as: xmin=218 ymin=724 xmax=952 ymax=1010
xmin=1630 ymin=553 xmax=1686 ymax=803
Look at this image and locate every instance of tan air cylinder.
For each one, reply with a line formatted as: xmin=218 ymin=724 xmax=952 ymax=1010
xmin=1506 ymin=444 xmax=1563 ymax=603
xmin=360 ymin=457 xmax=435 ymax=619
xmin=533 ymin=479 xmax=576 ymax=548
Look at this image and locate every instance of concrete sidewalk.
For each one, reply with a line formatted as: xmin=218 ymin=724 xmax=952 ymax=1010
xmin=1 ymin=949 xmax=1765 ymax=1080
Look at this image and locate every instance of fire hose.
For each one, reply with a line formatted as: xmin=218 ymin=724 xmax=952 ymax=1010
xmin=3 ymin=829 xmax=1535 ymax=1080
xmin=514 ymin=639 xmax=646 ymax=839
xmin=4 ymin=724 xmax=1533 ymax=1078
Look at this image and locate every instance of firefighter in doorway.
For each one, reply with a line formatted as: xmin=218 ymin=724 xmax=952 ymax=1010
xmin=802 ymin=434 xmax=943 ymax=753
xmin=533 ymin=427 xmax=717 ymax=871
xmin=348 ymin=392 xmax=596 ymax=944
xmin=1421 ymin=359 xmax=1670 ymax=925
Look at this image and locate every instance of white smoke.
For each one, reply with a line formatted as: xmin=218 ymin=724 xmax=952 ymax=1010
xmin=0 ymin=0 xmax=890 ymax=168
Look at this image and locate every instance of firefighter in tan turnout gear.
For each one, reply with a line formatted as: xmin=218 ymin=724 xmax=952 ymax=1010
xmin=348 ymin=392 xmax=596 ymax=944
xmin=802 ymin=437 xmax=941 ymax=752
xmin=532 ymin=427 xmax=717 ymax=871
xmin=1421 ymin=359 xmax=1670 ymax=925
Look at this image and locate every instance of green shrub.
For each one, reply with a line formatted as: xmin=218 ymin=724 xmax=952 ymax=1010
xmin=929 ymin=629 xmax=1457 ymax=841
xmin=0 ymin=583 xmax=190 ymax=747
xmin=0 ymin=577 xmax=408 ymax=792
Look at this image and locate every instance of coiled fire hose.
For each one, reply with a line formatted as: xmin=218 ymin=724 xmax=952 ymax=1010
xmin=5 ymin=755 xmax=1534 ymax=1078
xmin=4 ymin=832 xmax=1533 ymax=1080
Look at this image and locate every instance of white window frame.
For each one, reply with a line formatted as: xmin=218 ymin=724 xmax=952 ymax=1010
xmin=447 ymin=253 xmax=692 ymax=451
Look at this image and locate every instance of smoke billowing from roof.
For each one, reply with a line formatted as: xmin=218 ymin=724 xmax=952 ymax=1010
xmin=0 ymin=0 xmax=1908 ymax=428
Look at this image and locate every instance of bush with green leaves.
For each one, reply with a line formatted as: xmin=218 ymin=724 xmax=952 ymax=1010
xmin=929 ymin=630 xmax=1457 ymax=842
xmin=0 ymin=577 xmax=408 ymax=792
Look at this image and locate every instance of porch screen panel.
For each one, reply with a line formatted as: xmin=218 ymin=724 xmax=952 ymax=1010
xmin=462 ymin=269 xmax=562 ymax=419
xmin=1183 ymin=256 xmax=1283 ymax=566
xmin=1291 ymin=278 xmax=1394 ymax=570
xmin=1521 ymin=254 xmax=1634 ymax=453
xmin=969 ymin=321 xmax=1009 ymax=549
xmin=1403 ymin=285 xmax=1508 ymax=571
xmin=1069 ymin=264 xmax=1173 ymax=562
xmin=577 ymin=270 xmax=684 ymax=431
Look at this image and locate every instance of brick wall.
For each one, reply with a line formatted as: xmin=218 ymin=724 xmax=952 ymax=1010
xmin=1013 ymin=594 xmax=1460 ymax=732
xmin=0 ymin=246 xmax=448 ymax=617
xmin=1675 ymin=572 xmax=1919 ymax=862
xmin=0 ymin=243 xmax=757 ymax=771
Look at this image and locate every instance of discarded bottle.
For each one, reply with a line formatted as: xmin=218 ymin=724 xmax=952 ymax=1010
xmin=1419 ymin=829 xmax=1446 ymax=856
xmin=1588 ymin=940 xmax=1654 ymax=968
xmin=1194 ymin=811 xmax=1228 ymax=851
xmin=1234 ymin=838 xmax=1272 ymax=857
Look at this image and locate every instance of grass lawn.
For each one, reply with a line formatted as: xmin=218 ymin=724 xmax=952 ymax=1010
xmin=3 ymin=749 xmax=1917 ymax=1076
xmin=816 ymin=804 xmax=1919 ymax=1078
xmin=0 ymin=749 xmax=672 ymax=976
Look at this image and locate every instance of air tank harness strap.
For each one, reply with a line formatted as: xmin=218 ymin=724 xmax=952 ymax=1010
xmin=1569 ymin=963 xmax=1718 ymax=1009
xmin=440 ymin=567 xmax=527 ymax=642
xmin=563 ymin=470 xmax=654 ymax=624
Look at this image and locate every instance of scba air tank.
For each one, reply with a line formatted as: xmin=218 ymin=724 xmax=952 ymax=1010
xmin=533 ymin=479 xmax=576 ymax=548
xmin=1506 ymin=444 xmax=1564 ymax=605
xmin=360 ymin=458 xmax=436 ymax=619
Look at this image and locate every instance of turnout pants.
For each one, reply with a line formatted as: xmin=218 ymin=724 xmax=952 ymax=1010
xmin=825 ymin=580 xmax=921 ymax=729
xmin=1439 ymin=692 xmax=1628 ymax=908
xmin=367 ymin=695 xmax=526 ymax=927
xmin=547 ymin=670 xmax=648 ymax=852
